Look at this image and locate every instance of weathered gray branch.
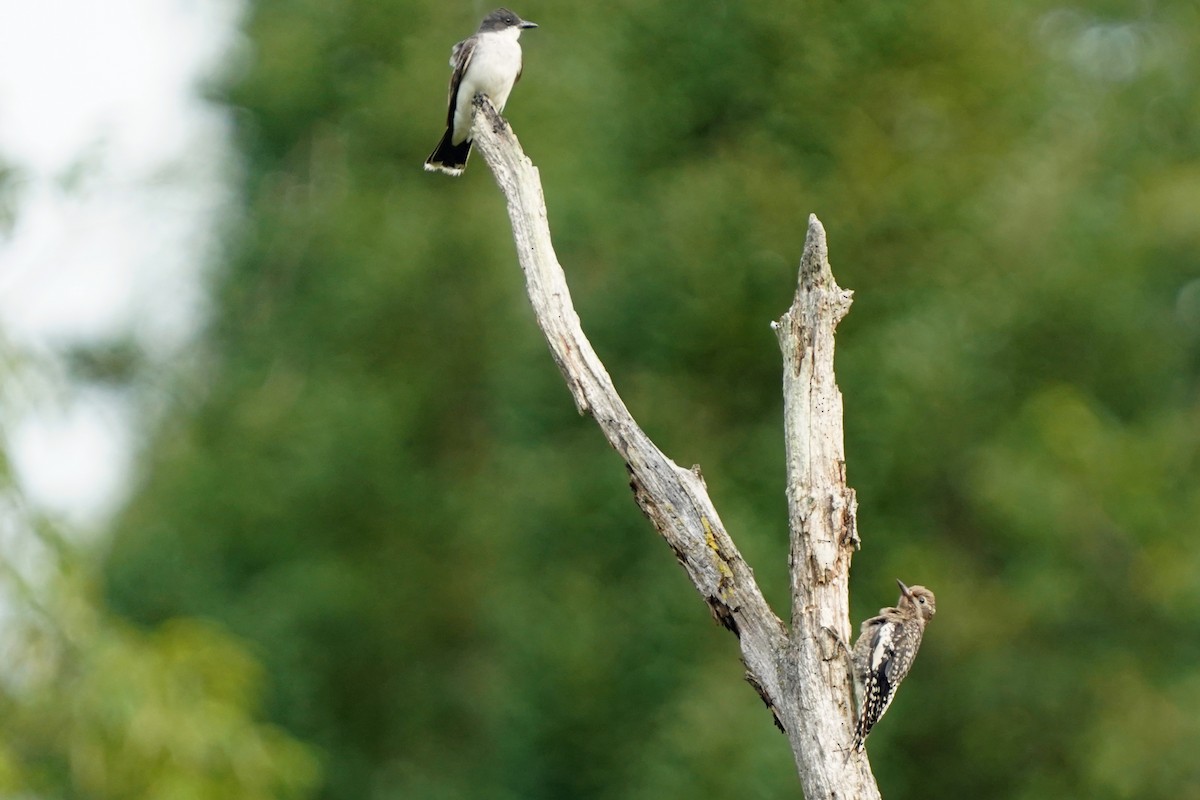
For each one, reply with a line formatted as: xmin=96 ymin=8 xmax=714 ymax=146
xmin=772 ymin=219 xmax=879 ymax=798
xmin=471 ymin=96 xmax=879 ymax=799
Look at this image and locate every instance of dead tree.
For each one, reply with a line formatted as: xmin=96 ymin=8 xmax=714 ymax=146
xmin=471 ymin=96 xmax=880 ymax=799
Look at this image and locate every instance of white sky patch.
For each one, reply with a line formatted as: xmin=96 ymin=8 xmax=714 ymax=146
xmin=8 ymin=390 xmax=134 ymax=526
xmin=0 ymin=0 xmax=240 ymax=524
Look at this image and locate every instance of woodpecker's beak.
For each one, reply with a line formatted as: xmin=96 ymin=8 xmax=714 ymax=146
xmin=519 ymin=19 xmax=538 ymax=29
xmin=896 ymin=579 xmax=912 ymax=598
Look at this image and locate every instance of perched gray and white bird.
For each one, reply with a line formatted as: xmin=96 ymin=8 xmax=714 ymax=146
xmin=424 ymin=8 xmax=538 ymax=176
xmin=851 ymin=579 xmax=936 ymax=751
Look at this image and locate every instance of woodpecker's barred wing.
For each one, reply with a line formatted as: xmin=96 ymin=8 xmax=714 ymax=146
xmin=445 ymin=37 xmax=477 ymax=129
xmin=874 ymin=618 xmax=915 ymax=693
xmin=856 ymin=615 xmax=891 ymax=667
xmin=854 ymin=616 xmax=903 ymax=736
xmin=865 ymin=618 xmax=898 ymax=674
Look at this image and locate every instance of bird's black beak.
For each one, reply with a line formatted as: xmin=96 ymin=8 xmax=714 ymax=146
xmin=519 ymin=19 xmax=538 ymax=29
xmin=896 ymin=579 xmax=912 ymax=598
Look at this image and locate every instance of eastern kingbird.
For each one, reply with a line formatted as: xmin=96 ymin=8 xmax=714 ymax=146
xmin=424 ymin=8 xmax=538 ymax=176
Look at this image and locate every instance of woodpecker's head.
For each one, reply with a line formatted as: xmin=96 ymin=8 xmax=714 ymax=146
xmin=897 ymin=579 xmax=936 ymax=622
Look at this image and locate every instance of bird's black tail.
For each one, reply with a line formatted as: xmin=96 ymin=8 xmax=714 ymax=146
xmin=424 ymin=129 xmax=472 ymax=176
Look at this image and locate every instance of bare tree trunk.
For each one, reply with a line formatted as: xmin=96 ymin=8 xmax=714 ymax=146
xmin=470 ymin=96 xmax=880 ymax=799
xmin=772 ymin=220 xmax=879 ymax=798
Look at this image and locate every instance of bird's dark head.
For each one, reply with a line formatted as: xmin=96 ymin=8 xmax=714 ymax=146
xmin=897 ymin=579 xmax=937 ymax=621
xmin=480 ymin=8 xmax=538 ymax=33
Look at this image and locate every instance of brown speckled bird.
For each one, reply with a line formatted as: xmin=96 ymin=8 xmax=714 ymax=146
xmin=851 ymin=579 xmax=936 ymax=751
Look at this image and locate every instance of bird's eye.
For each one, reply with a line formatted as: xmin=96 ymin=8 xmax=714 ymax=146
xmin=918 ymin=596 xmax=926 ymax=604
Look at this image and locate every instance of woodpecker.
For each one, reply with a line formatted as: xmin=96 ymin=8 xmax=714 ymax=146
xmin=851 ymin=579 xmax=936 ymax=751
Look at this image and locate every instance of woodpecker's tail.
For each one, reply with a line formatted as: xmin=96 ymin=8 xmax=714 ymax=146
xmin=852 ymin=706 xmax=872 ymax=752
xmin=424 ymin=129 xmax=472 ymax=176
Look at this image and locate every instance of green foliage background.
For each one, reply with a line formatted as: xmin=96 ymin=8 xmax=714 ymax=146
xmin=87 ymin=0 xmax=1200 ymax=797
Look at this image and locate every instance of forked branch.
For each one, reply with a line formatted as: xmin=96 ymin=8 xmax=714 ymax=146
xmin=471 ymin=95 xmax=878 ymax=798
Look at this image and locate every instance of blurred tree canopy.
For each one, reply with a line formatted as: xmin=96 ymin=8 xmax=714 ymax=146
xmin=0 ymin=343 xmax=317 ymax=798
xmin=99 ymin=1 xmax=1200 ymax=798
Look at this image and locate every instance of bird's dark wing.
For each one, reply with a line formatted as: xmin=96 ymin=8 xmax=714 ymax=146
xmin=880 ymin=627 xmax=912 ymax=687
xmin=865 ymin=616 xmax=899 ymax=670
xmin=445 ymin=36 xmax=476 ymax=128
